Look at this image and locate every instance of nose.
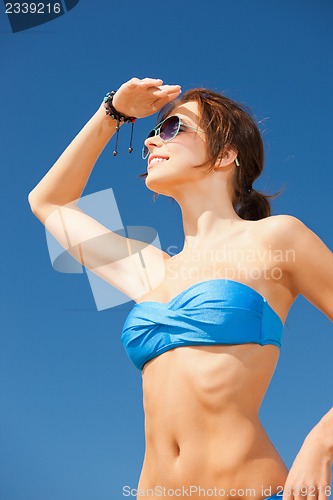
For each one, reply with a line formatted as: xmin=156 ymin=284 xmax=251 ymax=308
xmin=144 ymin=133 xmax=164 ymax=156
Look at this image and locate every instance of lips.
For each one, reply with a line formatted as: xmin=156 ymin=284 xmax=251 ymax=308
xmin=148 ymin=155 xmax=169 ymax=168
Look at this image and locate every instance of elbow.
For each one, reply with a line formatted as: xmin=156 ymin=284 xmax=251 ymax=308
xmin=28 ymin=191 xmax=36 ymax=211
xmin=27 ymin=193 xmax=58 ymax=225
xmin=28 ymin=190 xmax=47 ymax=222
xmin=28 ymin=190 xmax=39 ymax=215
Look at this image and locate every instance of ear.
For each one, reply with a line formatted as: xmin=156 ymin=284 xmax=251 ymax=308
xmin=214 ymin=148 xmax=239 ymax=169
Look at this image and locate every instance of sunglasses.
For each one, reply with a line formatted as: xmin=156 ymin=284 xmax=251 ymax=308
xmin=142 ymin=115 xmax=204 ymax=160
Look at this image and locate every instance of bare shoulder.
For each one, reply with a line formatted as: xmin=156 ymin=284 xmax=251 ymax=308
xmin=252 ymin=214 xmax=306 ymax=246
xmin=256 ymin=214 xmax=304 ymax=230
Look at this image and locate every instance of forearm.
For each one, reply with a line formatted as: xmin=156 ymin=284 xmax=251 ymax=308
xmin=28 ymin=102 xmax=119 ymax=209
xmin=28 ymin=77 xmax=181 ymax=217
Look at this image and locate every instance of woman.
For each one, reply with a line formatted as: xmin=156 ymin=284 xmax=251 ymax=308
xmin=28 ymin=77 xmax=333 ymax=500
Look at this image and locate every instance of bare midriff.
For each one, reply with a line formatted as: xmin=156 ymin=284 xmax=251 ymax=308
xmin=137 ymin=344 xmax=289 ymax=500
xmin=134 ymin=219 xmax=293 ymax=499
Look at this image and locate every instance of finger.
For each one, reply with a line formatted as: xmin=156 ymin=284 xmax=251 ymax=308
xmin=125 ymin=77 xmax=142 ymax=89
xmin=165 ymin=89 xmax=182 ymax=101
xmin=301 ymin=486 xmax=319 ymax=500
xmin=147 ymin=84 xmax=181 ymax=95
xmin=150 ymin=86 xmax=181 ymax=101
xmin=318 ymin=485 xmax=329 ymax=500
xmin=155 ymin=89 xmax=182 ymax=107
xmin=153 ymin=92 xmax=181 ymax=109
xmin=124 ymin=77 xmax=163 ymax=90
xmin=157 ymin=84 xmax=181 ymax=93
xmin=293 ymin=492 xmax=308 ymax=500
xmin=140 ymin=78 xmax=164 ymax=86
xmin=282 ymin=486 xmax=293 ymax=500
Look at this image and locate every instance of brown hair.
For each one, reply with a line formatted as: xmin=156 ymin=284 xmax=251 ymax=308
xmin=138 ymin=88 xmax=281 ymax=220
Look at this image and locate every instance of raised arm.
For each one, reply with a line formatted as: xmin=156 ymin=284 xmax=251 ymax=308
xmin=28 ymin=77 xmax=181 ymax=220
xmin=28 ymin=101 xmax=119 ymax=217
xmin=28 ymin=78 xmax=181 ymax=299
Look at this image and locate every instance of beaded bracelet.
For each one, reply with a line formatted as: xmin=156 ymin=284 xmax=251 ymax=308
xmin=103 ymin=91 xmax=137 ymax=156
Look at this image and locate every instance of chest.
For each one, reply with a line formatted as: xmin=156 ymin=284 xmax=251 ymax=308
xmin=142 ymin=237 xmax=274 ymax=304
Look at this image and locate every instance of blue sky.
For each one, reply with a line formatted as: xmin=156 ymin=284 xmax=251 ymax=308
xmin=1 ymin=1 xmax=332 ymax=499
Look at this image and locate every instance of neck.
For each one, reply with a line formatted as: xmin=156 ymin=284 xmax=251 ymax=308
xmin=173 ymin=186 xmax=243 ymax=252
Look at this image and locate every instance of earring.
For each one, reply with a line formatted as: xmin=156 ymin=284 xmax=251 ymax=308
xmin=235 ymin=157 xmax=240 ymax=167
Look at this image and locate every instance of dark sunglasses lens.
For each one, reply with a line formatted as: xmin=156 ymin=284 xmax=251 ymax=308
xmin=142 ymin=116 xmax=180 ymax=159
xmin=160 ymin=116 xmax=180 ymax=142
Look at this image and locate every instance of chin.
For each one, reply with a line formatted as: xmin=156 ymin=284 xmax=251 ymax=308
xmin=145 ymin=175 xmax=174 ymax=197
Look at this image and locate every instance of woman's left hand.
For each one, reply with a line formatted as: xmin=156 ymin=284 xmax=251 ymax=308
xmin=282 ymin=428 xmax=332 ymax=500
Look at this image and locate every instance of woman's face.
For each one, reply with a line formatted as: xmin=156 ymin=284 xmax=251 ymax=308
xmin=144 ymin=101 xmax=209 ymax=196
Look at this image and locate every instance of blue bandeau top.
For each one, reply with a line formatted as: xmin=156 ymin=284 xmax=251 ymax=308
xmin=121 ymin=279 xmax=284 ymax=371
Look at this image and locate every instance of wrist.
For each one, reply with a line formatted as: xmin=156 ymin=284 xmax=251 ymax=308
xmin=97 ymin=102 xmax=125 ymax=124
xmin=306 ymin=417 xmax=333 ymax=462
xmin=103 ymin=90 xmax=136 ymax=123
xmin=318 ymin=408 xmax=333 ymax=460
xmin=98 ymin=90 xmax=136 ymax=156
xmin=95 ymin=103 xmax=125 ymax=137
